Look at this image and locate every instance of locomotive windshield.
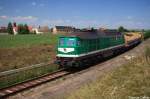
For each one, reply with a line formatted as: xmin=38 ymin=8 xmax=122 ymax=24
xmin=67 ymin=38 xmax=76 ymax=46
xmin=59 ymin=38 xmax=76 ymax=46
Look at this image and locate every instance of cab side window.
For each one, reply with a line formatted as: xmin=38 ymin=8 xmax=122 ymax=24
xmin=60 ymin=38 xmax=65 ymax=46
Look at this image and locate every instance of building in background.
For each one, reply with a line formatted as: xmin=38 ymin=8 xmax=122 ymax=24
xmin=31 ymin=28 xmax=43 ymax=34
xmin=52 ymin=26 xmax=75 ymax=34
xmin=31 ymin=26 xmax=50 ymax=34
xmin=12 ymin=22 xmax=33 ymax=35
xmin=0 ymin=26 xmax=7 ymax=33
xmin=38 ymin=26 xmax=50 ymax=33
xmin=13 ymin=23 xmax=18 ymax=35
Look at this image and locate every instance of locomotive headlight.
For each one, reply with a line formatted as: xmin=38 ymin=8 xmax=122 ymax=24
xmin=58 ymin=48 xmax=75 ymax=53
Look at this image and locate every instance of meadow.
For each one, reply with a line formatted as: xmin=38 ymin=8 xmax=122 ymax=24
xmin=0 ymin=33 xmax=62 ymax=72
xmin=0 ymin=33 xmax=59 ymax=48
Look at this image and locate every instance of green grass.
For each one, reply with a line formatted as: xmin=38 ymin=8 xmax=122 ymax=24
xmin=0 ymin=33 xmax=60 ymax=48
xmin=0 ymin=64 xmax=59 ymax=89
xmin=67 ymin=47 xmax=150 ymax=99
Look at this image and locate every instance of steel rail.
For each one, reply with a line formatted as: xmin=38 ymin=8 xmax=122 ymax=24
xmin=0 ymin=68 xmax=70 ymax=98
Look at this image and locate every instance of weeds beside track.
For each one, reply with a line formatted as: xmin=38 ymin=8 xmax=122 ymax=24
xmin=0 ymin=68 xmax=70 ymax=98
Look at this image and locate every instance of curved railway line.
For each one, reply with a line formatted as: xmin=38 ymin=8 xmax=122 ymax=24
xmin=0 ymin=51 xmax=124 ymax=98
xmin=0 ymin=57 xmax=109 ymax=98
xmin=0 ymin=35 xmax=148 ymax=98
xmin=0 ymin=45 xmax=140 ymax=98
xmin=0 ymin=68 xmax=70 ymax=98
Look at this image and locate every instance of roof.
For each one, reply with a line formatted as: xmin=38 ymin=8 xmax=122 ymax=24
xmin=55 ymin=26 xmax=74 ymax=29
xmin=64 ymin=29 xmax=123 ymax=39
xmin=65 ymin=29 xmax=101 ymax=39
xmin=100 ymin=30 xmax=122 ymax=36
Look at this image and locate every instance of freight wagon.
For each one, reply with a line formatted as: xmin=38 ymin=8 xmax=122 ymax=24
xmin=55 ymin=29 xmax=141 ymax=68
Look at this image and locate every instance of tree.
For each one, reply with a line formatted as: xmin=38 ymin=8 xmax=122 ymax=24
xmin=118 ymin=26 xmax=128 ymax=32
xmin=18 ymin=24 xmax=30 ymax=34
xmin=118 ymin=26 xmax=124 ymax=32
xmin=7 ymin=22 xmax=14 ymax=34
xmin=17 ymin=24 xmax=24 ymax=34
xmin=24 ymin=24 xmax=30 ymax=34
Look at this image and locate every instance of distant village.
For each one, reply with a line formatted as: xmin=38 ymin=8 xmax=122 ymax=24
xmin=0 ymin=22 xmax=79 ymax=35
xmin=0 ymin=22 xmax=144 ymax=35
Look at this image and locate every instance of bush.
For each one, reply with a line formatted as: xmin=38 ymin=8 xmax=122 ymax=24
xmin=144 ymin=30 xmax=150 ymax=39
xmin=18 ymin=24 xmax=30 ymax=34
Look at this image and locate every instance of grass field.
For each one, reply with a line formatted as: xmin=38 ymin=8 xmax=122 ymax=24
xmin=0 ymin=33 xmax=59 ymax=48
xmin=0 ymin=31 xmax=149 ymax=48
xmin=0 ymin=33 xmax=62 ymax=72
xmin=67 ymin=47 xmax=150 ymax=99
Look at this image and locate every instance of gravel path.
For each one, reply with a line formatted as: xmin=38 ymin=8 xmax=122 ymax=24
xmin=9 ymin=39 xmax=150 ymax=99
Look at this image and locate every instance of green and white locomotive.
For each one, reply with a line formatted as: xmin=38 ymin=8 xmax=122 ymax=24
xmin=56 ymin=29 xmax=126 ymax=68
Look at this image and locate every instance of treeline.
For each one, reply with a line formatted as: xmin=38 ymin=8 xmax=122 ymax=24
xmin=117 ymin=26 xmax=129 ymax=32
xmin=117 ymin=26 xmax=145 ymax=32
xmin=17 ymin=24 xmax=30 ymax=34
xmin=118 ymin=26 xmax=150 ymax=39
xmin=7 ymin=22 xmax=30 ymax=34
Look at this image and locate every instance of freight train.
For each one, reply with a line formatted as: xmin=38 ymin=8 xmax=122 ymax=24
xmin=55 ymin=29 xmax=142 ymax=68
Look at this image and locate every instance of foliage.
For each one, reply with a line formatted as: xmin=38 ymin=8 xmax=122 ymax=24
xmin=0 ymin=64 xmax=59 ymax=89
xmin=7 ymin=22 xmax=14 ymax=34
xmin=18 ymin=24 xmax=30 ymax=34
xmin=144 ymin=30 xmax=150 ymax=39
xmin=118 ymin=26 xmax=128 ymax=32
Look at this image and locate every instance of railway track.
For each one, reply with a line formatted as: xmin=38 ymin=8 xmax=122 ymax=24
xmin=0 ymin=40 xmax=143 ymax=98
xmin=0 ymin=68 xmax=70 ymax=98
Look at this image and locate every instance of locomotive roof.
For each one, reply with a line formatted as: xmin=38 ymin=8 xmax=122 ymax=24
xmin=65 ymin=30 xmax=122 ymax=39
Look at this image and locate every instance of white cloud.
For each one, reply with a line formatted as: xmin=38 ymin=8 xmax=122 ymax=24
xmin=0 ymin=15 xmax=8 ymax=19
xmin=31 ymin=2 xmax=36 ymax=6
xmin=12 ymin=16 xmax=38 ymax=21
xmin=0 ymin=15 xmax=38 ymax=24
xmin=11 ymin=16 xmax=38 ymax=25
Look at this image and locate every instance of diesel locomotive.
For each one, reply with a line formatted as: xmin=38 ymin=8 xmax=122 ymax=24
xmin=55 ymin=29 xmax=142 ymax=68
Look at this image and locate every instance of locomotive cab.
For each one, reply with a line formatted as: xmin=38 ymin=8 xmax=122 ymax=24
xmin=56 ymin=36 xmax=81 ymax=67
xmin=57 ymin=37 xmax=80 ymax=57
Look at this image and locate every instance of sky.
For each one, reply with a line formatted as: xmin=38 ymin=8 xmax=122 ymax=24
xmin=0 ymin=0 xmax=150 ymax=29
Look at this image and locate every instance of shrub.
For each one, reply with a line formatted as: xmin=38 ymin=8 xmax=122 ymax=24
xmin=18 ymin=24 xmax=30 ymax=34
xmin=144 ymin=30 xmax=150 ymax=39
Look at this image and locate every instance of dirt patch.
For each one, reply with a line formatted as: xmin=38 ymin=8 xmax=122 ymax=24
xmin=0 ymin=45 xmax=56 ymax=72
